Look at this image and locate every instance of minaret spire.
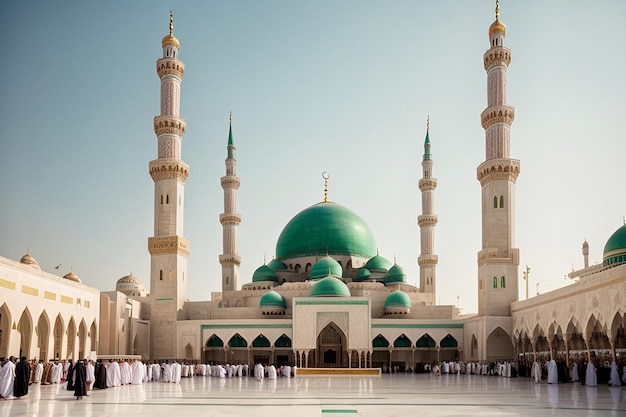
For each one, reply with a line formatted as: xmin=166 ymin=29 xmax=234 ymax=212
xmin=220 ymin=112 xmax=242 ymax=293
xmin=322 ymin=172 xmax=329 ymax=203
xmin=477 ymin=2 xmax=520 ymax=317
xmin=418 ymin=117 xmax=438 ymax=303
xmin=149 ymin=13 xmax=188 ymax=360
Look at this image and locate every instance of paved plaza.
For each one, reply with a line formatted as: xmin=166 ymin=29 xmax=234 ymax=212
xmin=1 ymin=374 xmax=624 ymax=417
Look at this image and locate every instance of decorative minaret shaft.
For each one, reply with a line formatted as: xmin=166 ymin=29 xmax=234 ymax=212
xmin=219 ymin=113 xmax=242 ymax=293
xmin=148 ymin=12 xmax=189 ymax=359
xmin=418 ymin=117 xmax=438 ymax=304
xmin=477 ymin=1 xmax=520 ymax=316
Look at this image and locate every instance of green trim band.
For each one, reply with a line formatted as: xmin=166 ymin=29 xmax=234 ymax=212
xmin=295 ymin=300 xmax=369 ymax=306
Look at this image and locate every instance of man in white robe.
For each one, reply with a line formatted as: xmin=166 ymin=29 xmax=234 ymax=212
xmin=267 ymin=365 xmax=277 ymax=380
xmin=532 ymin=360 xmax=541 ymax=383
xmin=609 ymin=361 xmax=620 ymax=386
xmin=172 ymin=362 xmax=182 ymax=383
xmin=106 ymin=360 xmax=121 ymax=387
xmin=547 ymin=359 xmax=558 ymax=384
xmin=86 ymin=360 xmax=95 ymax=391
xmin=0 ymin=357 xmax=16 ymax=399
xmin=284 ymin=365 xmax=292 ymax=378
xmin=131 ymin=360 xmax=144 ymax=384
xmin=162 ymin=362 xmax=172 ymax=383
xmin=51 ymin=361 xmax=62 ymax=383
xmin=120 ymin=360 xmax=132 ymax=385
xmin=34 ymin=360 xmax=44 ymax=383
xmin=152 ymin=363 xmax=161 ymax=381
xmin=571 ymin=361 xmax=579 ymax=382
xmin=585 ymin=361 xmax=597 ymax=387
xmin=254 ymin=363 xmax=264 ymax=381
xmin=218 ymin=365 xmax=226 ymax=378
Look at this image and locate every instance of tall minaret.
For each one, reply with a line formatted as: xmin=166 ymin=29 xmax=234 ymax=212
xmin=477 ymin=1 xmax=520 ymax=316
xmin=219 ymin=113 xmax=242 ymax=293
xmin=148 ymin=12 xmax=189 ymax=359
xmin=417 ymin=117 xmax=438 ymax=304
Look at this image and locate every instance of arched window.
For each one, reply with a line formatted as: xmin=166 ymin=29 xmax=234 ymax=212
xmin=294 ymin=264 xmax=301 ymax=273
xmin=501 ymin=276 xmax=506 ymax=288
xmin=159 ymin=270 xmax=163 ymax=281
xmin=166 ymin=195 xmax=170 ymax=204
xmin=500 ymin=195 xmax=504 ymax=208
xmin=493 ymin=196 xmax=498 ymax=208
xmin=161 ymin=195 xmax=163 ymax=204
xmin=493 ymin=277 xmax=497 ymax=288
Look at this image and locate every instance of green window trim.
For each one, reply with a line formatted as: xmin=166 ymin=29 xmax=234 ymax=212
xmin=493 ymin=276 xmax=497 ymax=288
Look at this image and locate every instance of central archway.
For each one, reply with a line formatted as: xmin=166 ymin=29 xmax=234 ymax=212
xmin=316 ymin=322 xmax=346 ymax=368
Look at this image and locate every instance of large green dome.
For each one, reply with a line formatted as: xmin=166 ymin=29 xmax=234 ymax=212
xmin=276 ymin=201 xmax=377 ymax=260
xmin=603 ymin=224 xmax=626 ymax=266
xmin=252 ymin=265 xmax=278 ymax=282
xmin=260 ymin=291 xmax=286 ymax=308
xmin=385 ymin=290 xmax=411 ymax=308
xmin=385 ymin=264 xmax=406 ymax=285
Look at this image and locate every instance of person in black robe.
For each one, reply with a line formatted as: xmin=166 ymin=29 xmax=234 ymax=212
xmin=14 ymin=356 xmax=31 ymax=398
xmin=93 ymin=360 xmax=107 ymax=389
xmin=66 ymin=359 xmax=75 ymax=390
xmin=73 ymin=360 xmax=87 ymax=400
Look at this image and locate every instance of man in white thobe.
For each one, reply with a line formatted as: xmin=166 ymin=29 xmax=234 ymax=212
xmin=172 ymin=362 xmax=182 ymax=383
xmin=0 ymin=357 xmax=16 ymax=399
xmin=120 ymin=360 xmax=132 ymax=384
xmin=162 ymin=362 xmax=172 ymax=383
xmin=585 ymin=361 xmax=597 ymax=387
xmin=254 ymin=363 xmax=264 ymax=381
xmin=34 ymin=360 xmax=44 ymax=383
xmin=86 ymin=360 xmax=95 ymax=391
xmin=532 ymin=360 xmax=541 ymax=383
xmin=547 ymin=359 xmax=558 ymax=384
xmin=284 ymin=365 xmax=292 ymax=378
xmin=131 ymin=360 xmax=144 ymax=384
xmin=106 ymin=360 xmax=121 ymax=387
xmin=51 ymin=361 xmax=62 ymax=383
xmin=609 ymin=361 xmax=620 ymax=386
xmin=267 ymin=365 xmax=277 ymax=380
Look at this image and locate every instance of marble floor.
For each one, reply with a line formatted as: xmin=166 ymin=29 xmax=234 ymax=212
xmin=1 ymin=373 xmax=624 ymax=417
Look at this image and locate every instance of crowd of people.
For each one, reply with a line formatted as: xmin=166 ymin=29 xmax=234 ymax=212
xmin=2 ymin=352 xmax=624 ymax=401
xmin=0 ymin=356 xmax=297 ymax=401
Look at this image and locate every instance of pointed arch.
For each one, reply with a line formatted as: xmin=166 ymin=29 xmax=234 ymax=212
xmin=228 ymin=333 xmax=247 ymax=348
xmin=252 ymin=334 xmax=270 ymax=348
xmin=393 ymin=334 xmax=411 ymax=348
xmin=0 ymin=303 xmax=12 ymax=359
xmin=372 ymin=334 xmax=389 ymax=348
xmin=89 ymin=320 xmax=97 ymax=355
xmin=67 ymin=317 xmax=77 ymax=360
xmin=205 ymin=334 xmax=224 ymax=348
xmin=53 ymin=314 xmax=64 ymax=359
xmin=470 ymin=334 xmax=478 ymax=358
xmin=416 ymin=333 xmax=436 ymax=348
xmin=275 ymin=334 xmax=291 ymax=348
xmin=185 ymin=342 xmax=193 ymax=359
xmin=440 ymin=334 xmax=458 ymax=348
xmin=17 ymin=308 xmax=33 ymax=359
xmin=486 ymin=326 xmax=513 ymax=360
xmin=78 ymin=319 xmax=88 ymax=359
xmin=37 ymin=311 xmax=51 ymax=361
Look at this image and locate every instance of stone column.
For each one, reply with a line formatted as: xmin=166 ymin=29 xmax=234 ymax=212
xmin=563 ymin=335 xmax=571 ymax=370
xmin=583 ymin=332 xmax=592 ymax=363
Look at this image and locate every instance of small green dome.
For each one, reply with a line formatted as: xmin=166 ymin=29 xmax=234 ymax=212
xmin=364 ymin=255 xmax=392 ymax=272
xmin=310 ymin=256 xmax=343 ymax=280
xmin=308 ymin=276 xmax=351 ymax=297
xmin=384 ymin=290 xmax=411 ymax=308
xmin=267 ymin=259 xmax=287 ymax=270
xmin=260 ymin=291 xmax=286 ymax=308
xmin=603 ymin=224 xmax=626 ymax=266
xmin=384 ymin=264 xmax=406 ymax=285
xmin=252 ymin=265 xmax=278 ymax=282
xmin=276 ymin=201 xmax=377 ymax=260
xmin=355 ymin=267 xmax=371 ymax=282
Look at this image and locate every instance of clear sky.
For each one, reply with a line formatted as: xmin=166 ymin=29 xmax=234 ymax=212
xmin=1 ymin=1 xmax=624 ymax=314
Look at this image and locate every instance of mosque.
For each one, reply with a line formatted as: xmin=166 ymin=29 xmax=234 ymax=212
xmin=0 ymin=4 xmax=624 ymax=371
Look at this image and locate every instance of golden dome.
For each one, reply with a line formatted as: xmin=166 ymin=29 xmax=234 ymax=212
xmin=63 ymin=271 xmax=81 ymax=283
xmin=161 ymin=34 xmax=180 ymax=49
xmin=20 ymin=253 xmax=41 ymax=270
xmin=489 ymin=0 xmax=506 ymax=38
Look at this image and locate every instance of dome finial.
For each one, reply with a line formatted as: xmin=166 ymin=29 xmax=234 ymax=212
xmin=322 ymin=172 xmax=329 ymax=202
xmin=169 ymin=10 xmax=174 ymax=36
xmin=495 ymin=0 xmax=500 ymax=20
xmin=427 ymin=115 xmax=430 ymax=132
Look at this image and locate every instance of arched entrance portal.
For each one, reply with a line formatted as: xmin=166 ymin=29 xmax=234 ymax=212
xmin=316 ymin=322 xmax=346 ymax=368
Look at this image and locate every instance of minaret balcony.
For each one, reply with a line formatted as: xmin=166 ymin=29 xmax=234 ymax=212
xmin=156 ymin=57 xmax=185 ymax=79
xmin=418 ymin=254 xmax=438 ymax=266
xmin=480 ymin=105 xmax=514 ymax=129
xmin=476 ymin=158 xmax=520 ymax=186
xmin=220 ymin=176 xmax=241 ymax=190
xmin=154 ymin=115 xmax=186 ymax=137
xmin=483 ymin=46 xmax=511 ymax=71
xmin=219 ymin=253 xmax=241 ymax=265
xmin=148 ymin=235 xmax=189 ymax=256
xmin=417 ymin=214 xmax=438 ymax=227
xmin=220 ymin=213 xmax=242 ymax=226
xmin=418 ymin=178 xmax=438 ymax=191
xmin=149 ymin=159 xmax=189 ymax=182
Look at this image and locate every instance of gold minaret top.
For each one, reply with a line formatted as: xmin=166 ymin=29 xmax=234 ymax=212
xmin=489 ymin=0 xmax=507 ymax=38
xmin=162 ymin=11 xmax=180 ymax=49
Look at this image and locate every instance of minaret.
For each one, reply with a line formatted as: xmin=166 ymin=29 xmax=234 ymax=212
xmin=219 ymin=113 xmax=242 ymax=292
xmin=148 ymin=12 xmax=189 ymax=359
xmin=582 ymin=240 xmax=589 ymax=268
xmin=417 ymin=117 xmax=438 ymax=304
xmin=477 ymin=1 xmax=520 ymax=316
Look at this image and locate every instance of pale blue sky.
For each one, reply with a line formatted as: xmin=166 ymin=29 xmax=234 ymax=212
xmin=1 ymin=1 xmax=624 ymax=313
